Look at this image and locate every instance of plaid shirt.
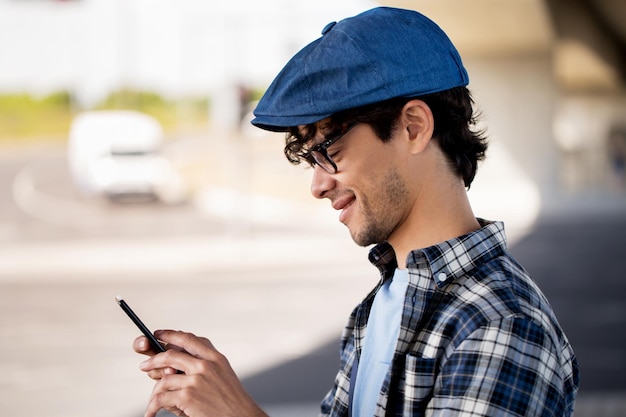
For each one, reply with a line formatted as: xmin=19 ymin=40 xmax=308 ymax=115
xmin=319 ymin=220 xmax=579 ymax=416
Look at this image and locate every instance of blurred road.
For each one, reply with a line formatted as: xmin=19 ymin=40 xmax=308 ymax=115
xmin=0 ymin=137 xmax=625 ymax=417
xmin=0 ymin=137 xmax=374 ymax=417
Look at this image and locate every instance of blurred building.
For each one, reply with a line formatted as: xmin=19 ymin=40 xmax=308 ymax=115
xmin=0 ymin=0 xmax=624 ymax=205
xmin=383 ymin=0 xmax=626 ymax=205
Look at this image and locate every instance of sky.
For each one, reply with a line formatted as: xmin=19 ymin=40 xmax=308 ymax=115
xmin=0 ymin=0 xmax=376 ymax=106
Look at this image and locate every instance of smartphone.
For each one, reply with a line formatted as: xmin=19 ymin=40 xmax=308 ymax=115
xmin=115 ymin=295 xmax=166 ymax=353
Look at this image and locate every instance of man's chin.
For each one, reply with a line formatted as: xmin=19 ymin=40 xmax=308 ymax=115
xmin=347 ymin=229 xmax=365 ymax=247
xmin=348 ymin=227 xmax=383 ymax=248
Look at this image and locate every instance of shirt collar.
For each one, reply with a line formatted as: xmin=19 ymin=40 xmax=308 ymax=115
xmin=368 ymin=241 xmax=397 ymax=281
xmin=368 ymin=219 xmax=507 ymax=288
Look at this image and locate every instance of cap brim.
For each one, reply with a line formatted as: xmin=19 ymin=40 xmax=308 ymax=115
xmin=250 ymin=112 xmax=333 ymax=132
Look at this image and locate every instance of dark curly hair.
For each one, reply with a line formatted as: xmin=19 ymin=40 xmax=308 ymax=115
xmin=285 ymin=86 xmax=488 ymax=188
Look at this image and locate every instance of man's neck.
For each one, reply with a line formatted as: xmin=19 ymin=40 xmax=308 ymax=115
xmin=389 ymin=181 xmax=480 ymax=269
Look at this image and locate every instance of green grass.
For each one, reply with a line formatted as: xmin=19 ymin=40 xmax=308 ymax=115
xmin=0 ymin=92 xmax=71 ymax=141
xmin=0 ymin=89 xmax=212 ymax=143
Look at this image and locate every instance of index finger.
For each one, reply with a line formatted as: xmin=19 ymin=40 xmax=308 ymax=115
xmin=154 ymin=330 xmax=216 ymax=358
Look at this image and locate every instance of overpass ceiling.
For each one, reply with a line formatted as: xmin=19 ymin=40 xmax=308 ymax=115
xmin=377 ymin=0 xmax=626 ymax=92
xmin=589 ymin=0 xmax=626 ymax=42
xmin=375 ymin=0 xmax=555 ymax=55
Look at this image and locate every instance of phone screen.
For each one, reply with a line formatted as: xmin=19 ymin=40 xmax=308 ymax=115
xmin=116 ymin=295 xmax=166 ymax=353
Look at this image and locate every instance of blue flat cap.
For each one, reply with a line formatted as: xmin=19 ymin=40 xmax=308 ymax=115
xmin=251 ymin=7 xmax=469 ymax=132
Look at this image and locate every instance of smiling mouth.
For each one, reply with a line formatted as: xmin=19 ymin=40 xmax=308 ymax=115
xmin=335 ymin=197 xmax=355 ymax=224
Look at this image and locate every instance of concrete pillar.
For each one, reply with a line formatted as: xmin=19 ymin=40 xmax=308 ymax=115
xmin=466 ymin=54 xmax=559 ymax=202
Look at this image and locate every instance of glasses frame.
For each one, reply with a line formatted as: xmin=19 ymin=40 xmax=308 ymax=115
xmin=305 ymin=123 xmax=357 ymax=174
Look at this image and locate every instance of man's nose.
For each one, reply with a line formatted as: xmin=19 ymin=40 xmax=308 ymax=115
xmin=310 ymin=165 xmax=335 ymax=199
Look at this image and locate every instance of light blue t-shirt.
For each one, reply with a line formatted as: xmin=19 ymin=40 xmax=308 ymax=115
xmin=352 ymin=268 xmax=409 ymax=417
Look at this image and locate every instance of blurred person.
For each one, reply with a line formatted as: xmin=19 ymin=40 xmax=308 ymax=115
xmin=133 ymin=7 xmax=579 ymax=417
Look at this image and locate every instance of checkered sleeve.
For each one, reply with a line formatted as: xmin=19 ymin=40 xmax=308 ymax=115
xmin=418 ymin=315 xmax=573 ymax=416
xmin=318 ymin=309 xmax=360 ymax=417
xmin=319 ymin=350 xmax=353 ymax=417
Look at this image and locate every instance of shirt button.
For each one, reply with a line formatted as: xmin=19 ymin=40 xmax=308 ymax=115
xmin=436 ymin=272 xmax=447 ymax=283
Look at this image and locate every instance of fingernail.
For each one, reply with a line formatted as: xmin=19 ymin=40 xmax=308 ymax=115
xmin=139 ymin=360 xmax=149 ymax=370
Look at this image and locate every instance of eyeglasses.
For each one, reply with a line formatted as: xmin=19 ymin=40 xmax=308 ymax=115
xmin=303 ymin=123 xmax=357 ymax=174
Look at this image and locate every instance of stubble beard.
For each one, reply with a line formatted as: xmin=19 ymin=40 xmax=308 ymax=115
xmin=349 ymin=167 xmax=410 ymax=247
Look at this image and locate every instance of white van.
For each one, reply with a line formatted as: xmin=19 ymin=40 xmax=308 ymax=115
xmin=68 ymin=110 xmax=184 ymax=203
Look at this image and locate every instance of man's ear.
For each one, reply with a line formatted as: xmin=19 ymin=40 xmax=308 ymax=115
xmin=401 ymin=99 xmax=434 ymax=155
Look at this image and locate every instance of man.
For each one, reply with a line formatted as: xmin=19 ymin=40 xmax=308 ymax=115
xmin=134 ymin=7 xmax=579 ymax=416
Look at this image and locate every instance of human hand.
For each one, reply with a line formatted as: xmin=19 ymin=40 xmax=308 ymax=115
xmin=138 ymin=330 xmax=268 ymax=417
xmin=133 ymin=334 xmax=180 ymax=379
